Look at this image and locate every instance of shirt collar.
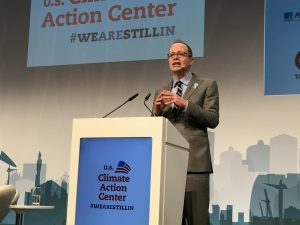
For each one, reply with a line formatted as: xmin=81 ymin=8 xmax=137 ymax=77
xmin=172 ymin=72 xmax=192 ymax=88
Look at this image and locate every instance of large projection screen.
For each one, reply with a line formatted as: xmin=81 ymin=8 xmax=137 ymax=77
xmin=27 ymin=0 xmax=205 ymax=67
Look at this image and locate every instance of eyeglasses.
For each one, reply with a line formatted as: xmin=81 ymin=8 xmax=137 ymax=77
xmin=167 ymin=51 xmax=191 ymax=59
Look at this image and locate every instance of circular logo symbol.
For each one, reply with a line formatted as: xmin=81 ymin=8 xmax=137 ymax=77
xmin=295 ymin=51 xmax=300 ymax=70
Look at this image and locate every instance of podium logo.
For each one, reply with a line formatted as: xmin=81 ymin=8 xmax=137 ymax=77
xmin=115 ymin=161 xmax=131 ymax=174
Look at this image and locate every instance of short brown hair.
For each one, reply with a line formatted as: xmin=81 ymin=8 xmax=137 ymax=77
xmin=170 ymin=39 xmax=193 ymax=57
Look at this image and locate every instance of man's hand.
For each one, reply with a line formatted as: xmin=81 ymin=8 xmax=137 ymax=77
xmin=160 ymin=90 xmax=187 ymax=108
xmin=153 ymin=92 xmax=166 ymax=115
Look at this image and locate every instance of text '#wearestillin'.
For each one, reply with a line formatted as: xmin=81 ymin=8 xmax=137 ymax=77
xmin=69 ymin=26 xmax=175 ymax=43
xmin=90 ymin=203 xmax=134 ymax=211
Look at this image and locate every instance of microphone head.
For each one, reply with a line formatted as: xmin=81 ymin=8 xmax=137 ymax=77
xmin=144 ymin=93 xmax=151 ymax=101
xmin=128 ymin=93 xmax=139 ymax=101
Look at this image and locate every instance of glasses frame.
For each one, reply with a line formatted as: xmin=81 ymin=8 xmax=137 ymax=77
xmin=167 ymin=51 xmax=191 ymax=59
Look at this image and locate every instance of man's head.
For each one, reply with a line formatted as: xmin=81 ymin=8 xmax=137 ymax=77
xmin=167 ymin=40 xmax=194 ymax=78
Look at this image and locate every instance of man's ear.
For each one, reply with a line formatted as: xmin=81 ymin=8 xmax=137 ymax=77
xmin=189 ymin=57 xmax=194 ymax=66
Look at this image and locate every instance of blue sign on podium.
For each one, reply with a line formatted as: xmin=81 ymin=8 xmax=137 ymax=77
xmin=75 ymin=137 xmax=152 ymax=225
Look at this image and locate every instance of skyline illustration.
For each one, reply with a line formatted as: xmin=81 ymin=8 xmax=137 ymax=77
xmin=1 ymin=132 xmax=299 ymax=224
xmin=0 ymin=152 xmax=68 ymax=225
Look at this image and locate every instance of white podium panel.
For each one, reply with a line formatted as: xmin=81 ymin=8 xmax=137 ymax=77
xmin=67 ymin=117 xmax=189 ymax=225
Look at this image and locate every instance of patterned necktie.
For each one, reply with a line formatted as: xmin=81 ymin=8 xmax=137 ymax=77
xmin=173 ymin=81 xmax=183 ymax=113
xmin=175 ymin=81 xmax=183 ymax=97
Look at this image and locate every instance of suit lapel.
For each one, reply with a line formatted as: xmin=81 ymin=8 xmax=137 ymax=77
xmin=164 ymin=82 xmax=172 ymax=91
xmin=183 ymin=73 xmax=201 ymax=99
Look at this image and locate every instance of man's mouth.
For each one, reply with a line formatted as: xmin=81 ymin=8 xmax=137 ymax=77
xmin=172 ymin=62 xmax=181 ymax=66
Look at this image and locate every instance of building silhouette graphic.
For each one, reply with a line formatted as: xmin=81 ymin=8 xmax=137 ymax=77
xmin=211 ymin=204 xmax=221 ymax=225
xmin=24 ymin=180 xmax=68 ymax=225
xmin=244 ymin=140 xmax=270 ymax=172
xmin=270 ymin=134 xmax=298 ymax=174
xmin=32 ymin=152 xmax=42 ymax=205
xmin=34 ymin=152 xmax=42 ymax=187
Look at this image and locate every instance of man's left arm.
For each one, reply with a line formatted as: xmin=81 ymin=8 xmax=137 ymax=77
xmin=185 ymin=80 xmax=219 ymax=128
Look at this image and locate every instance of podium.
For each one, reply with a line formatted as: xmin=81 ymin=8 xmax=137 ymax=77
xmin=66 ymin=117 xmax=189 ymax=225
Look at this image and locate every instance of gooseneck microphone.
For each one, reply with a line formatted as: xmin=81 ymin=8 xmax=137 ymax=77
xmin=128 ymin=93 xmax=139 ymax=101
xmin=143 ymin=93 xmax=154 ymax=116
xmin=102 ymin=93 xmax=139 ymax=118
xmin=144 ymin=93 xmax=151 ymax=101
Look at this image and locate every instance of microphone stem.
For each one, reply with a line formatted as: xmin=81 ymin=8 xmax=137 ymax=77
xmin=102 ymin=100 xmax=129 ymax=118
xmin=144 ymin=101 xmax=154 ymax=116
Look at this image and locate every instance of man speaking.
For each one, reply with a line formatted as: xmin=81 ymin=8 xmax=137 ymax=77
xmin=153 ymin=40 xmax=219 ymax=225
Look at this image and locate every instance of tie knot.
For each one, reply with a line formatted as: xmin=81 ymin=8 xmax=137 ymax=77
xmin=174 ymin=81 xmax=183 ymax=88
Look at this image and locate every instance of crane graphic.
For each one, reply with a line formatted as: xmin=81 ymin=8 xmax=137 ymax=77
xmin=259 ymin=189 xmax=273 ymax=218
xmin=264 ymin=179 xmax=287 ymax=225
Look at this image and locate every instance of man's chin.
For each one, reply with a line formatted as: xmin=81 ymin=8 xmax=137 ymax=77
xmin=170 ymin=67 xmax=183 ymax=72
xmin=171 ymin=67 xmax=188 ymax=73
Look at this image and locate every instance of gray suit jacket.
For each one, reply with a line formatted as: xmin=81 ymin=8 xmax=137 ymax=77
xmin=154 ymin=73 xmax=219 ymax=173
